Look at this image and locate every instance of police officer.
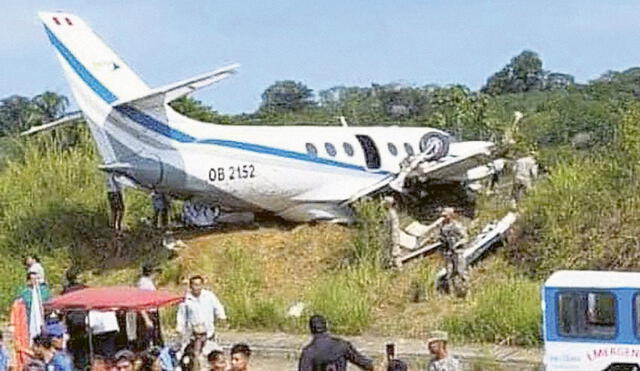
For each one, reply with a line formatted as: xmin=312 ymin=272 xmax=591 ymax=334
xmin=438 ymin=208 xmax=469 ymax=297
xmin=298 ymin=315 xmax=374 ymax=371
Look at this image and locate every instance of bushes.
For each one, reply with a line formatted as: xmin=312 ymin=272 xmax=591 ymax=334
xmin=511 ymin=103 xmax=640 ymax=277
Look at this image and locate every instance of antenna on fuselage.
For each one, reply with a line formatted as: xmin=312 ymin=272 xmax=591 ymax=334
xmin=339 ymin=116 xmax=348 ymax=127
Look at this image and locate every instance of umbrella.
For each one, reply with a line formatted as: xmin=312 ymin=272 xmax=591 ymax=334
xmin=45 ymin=286 xmax=183 ymax=311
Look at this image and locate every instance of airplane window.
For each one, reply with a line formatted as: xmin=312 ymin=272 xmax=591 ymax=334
xmin=557 ymin=291 xmax=616 ymax=339
xmin=404 ymin=143 xmax=414 ymax=156
xmin=325 ymin=143 xmax=337 ymax=157
xmin=343 ymin=143 xmax=354 ymax=157
xmin=306 ymin=143 xmax=318 ymax=157
xmin=388 ymin=143 xmax=398 ymax=156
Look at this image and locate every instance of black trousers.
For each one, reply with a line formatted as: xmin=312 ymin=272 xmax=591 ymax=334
xmin=92 ymin=330 xmax=118 ymax=359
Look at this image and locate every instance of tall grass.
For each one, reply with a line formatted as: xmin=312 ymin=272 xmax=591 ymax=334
xmin=0 ymin=129 xmax=162 ymax=315
xmin=442 ymin=277 xmax=541 ymax=346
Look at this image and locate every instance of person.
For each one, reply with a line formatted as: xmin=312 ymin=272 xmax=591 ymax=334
xmin=46 ymin=324 xmax=73 ymax=371
xmin=107 ymin=175 xmax=125 ymax=233
xmin=113 ymin=350 xmax=135 ymax=371
xmin=512 ymin=152 xmax=539 ymax=203
xmin=89 ymin=355 xmax=109 ymax=371
xmin=0 ymin=331 xmax=13 ymax=371
xmin=61 ymin=268 xmax=87 ymax=294
xmin=31 ymin=334 xmax=72 ymax=371
xmin=387 ymin=359 xmax=408 ymax=371
xmin=298 ymin=314 xmax=374 ymax=371
xmin=19 ymin=272 xmax=51 ymax=342
xmin=176 ymin=276 xmax=227 ymax=341
xmin=136 ymin=264 xmax=163 ymax=350
xmin=25 ymin=256 xmax=45 ymax=283
xmin=207 ymin=350 xmax=227 ymax=371
xmin=138 ymin=264 xmax=157 ymax=291
xmin=426 ymin=331 xmax=460 ymax=371
xmin=60 ymin=270 xmax=89 ymax=370
xmin=140 ymin=347 xmax=163 ymax=371
xmin=151 ymin=191 xmax=171 ymax=229
xmin=438 ymin=208 xmax=469 ymax=298
xmin=179 ymin=324 xmax=219 ymax=371
xmin=383 ymin=196 xmax=403 ymax=268
xmin=88 ymin=310 xmax=119 ymax=359
xmin=230 ymin=343 xmax=251 ymax=371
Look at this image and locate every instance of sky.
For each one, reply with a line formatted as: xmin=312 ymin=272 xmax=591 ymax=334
xmin=3 ymin=1 xmax=640 ymax=114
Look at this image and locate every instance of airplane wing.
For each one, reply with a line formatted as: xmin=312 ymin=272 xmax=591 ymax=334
xmin=410 ymin=141 xmax=494 ymax=182
xmin=20 ymin=111 xmax=83 ymax=136
xmin=112 ymin=64 xmax=239 ymax=109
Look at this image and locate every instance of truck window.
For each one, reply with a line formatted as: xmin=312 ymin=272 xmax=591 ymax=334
xmin=557 ymin=292 xmax=616 ymax=339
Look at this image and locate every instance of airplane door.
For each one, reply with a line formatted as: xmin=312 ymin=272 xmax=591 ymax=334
xmin=355 ymin=135 xmax=381 ymax=169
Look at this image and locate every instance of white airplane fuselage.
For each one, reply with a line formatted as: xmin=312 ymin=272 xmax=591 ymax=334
xmin=39 ymin=12 xmax=492 ymax=222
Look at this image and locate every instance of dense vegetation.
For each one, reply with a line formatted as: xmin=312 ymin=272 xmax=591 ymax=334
xmin=2 ymin=49 xmax=640 ymax=346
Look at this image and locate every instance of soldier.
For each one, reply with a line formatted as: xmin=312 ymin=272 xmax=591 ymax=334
xmin=512 ymin=151 xmax=539 ymax=203
xmin=438 ymin=208 xmax=469 ymax=297
xmin=426 ymin=331 xmax=461 ymax=371
xmin=383 ymin=196 xmax=403 ymax=268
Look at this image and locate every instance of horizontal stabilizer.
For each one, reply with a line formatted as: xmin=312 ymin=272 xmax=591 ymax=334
xmin=112 ymin=64 xmax=240 ymax=108
xmin=20 ymin=111 xmax=83 ymax=136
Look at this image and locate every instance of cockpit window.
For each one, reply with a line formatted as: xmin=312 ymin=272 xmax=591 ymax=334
xmin=388 ymin=143 xmax=398 ymax=156
xmin=557 ymin=291 xmax=616 ymax=339
xmin=404 ymin=143 xmax=414 ymax=156
xmin=325 ymin=143 xmax=337 ymax=157
xmin=306 ymin=143 xmax=318 ymax=157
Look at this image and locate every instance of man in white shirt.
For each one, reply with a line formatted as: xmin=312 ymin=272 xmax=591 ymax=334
xmin=176 ymin=275 xmax=227 ymax=341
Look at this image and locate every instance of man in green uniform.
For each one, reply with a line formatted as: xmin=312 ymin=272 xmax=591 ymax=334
xmin=438 ymin=208 xmax=469 ymax=297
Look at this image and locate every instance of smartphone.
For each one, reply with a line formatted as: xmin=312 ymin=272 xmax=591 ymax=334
xmin=385 ymin=343 xmax=396 ymax=361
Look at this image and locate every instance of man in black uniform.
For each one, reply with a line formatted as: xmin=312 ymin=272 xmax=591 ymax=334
xmin=298 ymin=315 xmax=374 ymax=371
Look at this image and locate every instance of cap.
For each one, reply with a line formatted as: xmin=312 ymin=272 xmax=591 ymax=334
xmin=192 ymin=323 xmax=207 ymax=335
xmin=440 ymin=207 xmax=455 ymax=217
xmin=45 ymin=322 xmax=65 ymax=338
xmin=426 ymin=330 xmax=448 ymax=344
xmin=114 ymin=349 xmax=135 ymax=363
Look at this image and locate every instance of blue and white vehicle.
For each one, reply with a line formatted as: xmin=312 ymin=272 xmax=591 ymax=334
xmin=543 ymin=270 xmax=640 ymax=371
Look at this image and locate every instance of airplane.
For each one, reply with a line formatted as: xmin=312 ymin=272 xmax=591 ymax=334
xmin=26 ymin=11 xmax=494 ymax=223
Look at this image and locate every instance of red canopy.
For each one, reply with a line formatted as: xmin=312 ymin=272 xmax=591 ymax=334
xmin=45 ymin=286 xmax=183 ymax=311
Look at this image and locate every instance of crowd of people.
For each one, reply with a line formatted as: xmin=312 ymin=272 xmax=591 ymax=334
xmin=5 ymin=254 xmax=463 ymax=371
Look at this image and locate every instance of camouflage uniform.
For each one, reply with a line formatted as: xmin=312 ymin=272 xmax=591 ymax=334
xmin=439 ymin=220 xmax=469 ymax=297
xmin=428 ymin=356 xmax=461 ymax=371
xmin=387 ymin=204 xmax=403 ymax=268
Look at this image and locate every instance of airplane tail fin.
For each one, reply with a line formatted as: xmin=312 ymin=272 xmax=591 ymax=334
xmin=39 ymin=11 xmax=151 ymax=104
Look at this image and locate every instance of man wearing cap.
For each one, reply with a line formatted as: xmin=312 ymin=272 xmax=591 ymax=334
xmin=47 ymin=324 xmax=73 ymax=371
xmin=298 ymin=314 xmax=374 ymax=371
xmin=438 ymin=208 xmax=469 ymax=297
xmin=427 ymin=331 xmax=460 ymax=371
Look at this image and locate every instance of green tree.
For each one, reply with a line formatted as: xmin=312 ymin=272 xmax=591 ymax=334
xmin=482 ymin=50 xmax=545 ymax=95
xmin=0 ymin=95 xmax=40 ymax=135
xmin=32 ymin=91 xmax=69 ymax=122
xmin=260 ymin=80 xmax=315 ymax=113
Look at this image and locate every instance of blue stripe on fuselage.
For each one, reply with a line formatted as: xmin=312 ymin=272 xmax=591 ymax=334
xmin=44 ymin=23 xmax=390 ymax=175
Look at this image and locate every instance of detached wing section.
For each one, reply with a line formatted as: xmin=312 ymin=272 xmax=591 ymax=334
xmin=112 ymin=63 xmax=239 ymax=109
xmin=410 ymin=141 xmax=494 ymax=182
